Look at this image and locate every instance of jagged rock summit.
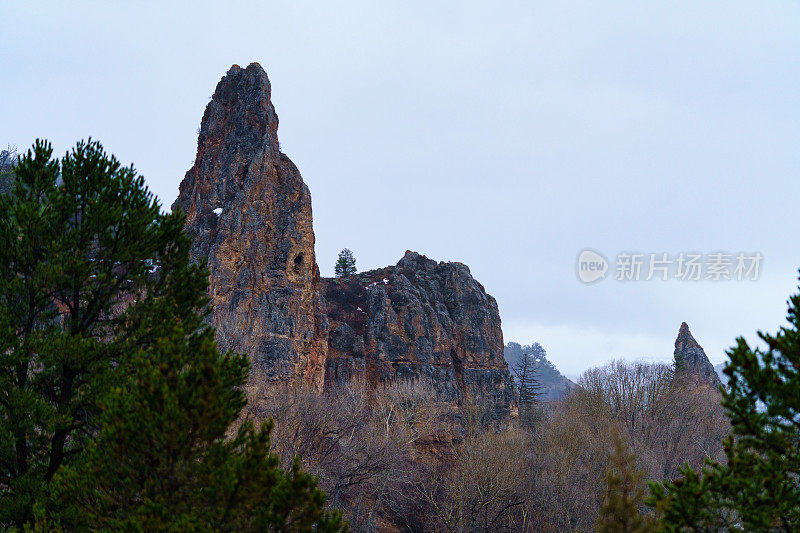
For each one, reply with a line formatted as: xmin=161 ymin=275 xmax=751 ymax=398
xmin=322 ymin=251 xmax=515 ymax=414
xmin=674 ymin=322 xmax=722 ymax=387
xmin=172 ymin=63 xmax=515 ymax=410
xmin=173 ymin=63 xmax=328 ymax=388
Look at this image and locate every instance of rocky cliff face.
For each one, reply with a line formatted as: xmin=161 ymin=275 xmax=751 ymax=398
xmin=674 ymin=322 xmax=722 ymax=387
xmin=173 ymin=63 xmax=328 ymax=388
xmin=322 ymin=251 xmax=515 ymax=413
xmin=172 ymin=63 xmax=515 ymax=410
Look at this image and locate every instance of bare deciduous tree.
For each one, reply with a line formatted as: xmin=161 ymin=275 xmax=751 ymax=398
xmin=419 ymin=427 xmax=533 ymax=532
xmin=241 ymin=376 xmax=448 ymax=531
xmin=231 ymin=358 xmax=729 ymax=532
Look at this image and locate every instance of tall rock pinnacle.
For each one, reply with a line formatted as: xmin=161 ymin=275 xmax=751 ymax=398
xmin=674 ymin=322 xmax=722 ymax=387
xmin=173 ymin=63 xmax=328 ymax=388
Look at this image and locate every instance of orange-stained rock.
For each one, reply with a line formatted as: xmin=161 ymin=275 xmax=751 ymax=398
xmin=173 ymin=63 xmax=327 ymax=389
xmin=172 ymin=64 xmax=515 ymax=412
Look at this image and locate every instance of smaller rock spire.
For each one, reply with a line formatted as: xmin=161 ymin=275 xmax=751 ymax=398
xmin=674 ymin=322 xmax=722 ymax=387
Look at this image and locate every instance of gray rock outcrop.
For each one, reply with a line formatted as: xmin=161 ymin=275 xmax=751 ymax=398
xmin=321 ymin=251 xmax=515 ymax=415
xmin=674 ymin=322 xmax=722 ymax=387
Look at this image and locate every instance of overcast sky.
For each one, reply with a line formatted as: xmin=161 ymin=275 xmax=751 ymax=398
xmin=3 ymin=1 xmax=799 ymax=376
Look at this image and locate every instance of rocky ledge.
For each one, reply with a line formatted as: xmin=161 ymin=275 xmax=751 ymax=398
xmin=321 ymin=251 xmax=515 ymax=414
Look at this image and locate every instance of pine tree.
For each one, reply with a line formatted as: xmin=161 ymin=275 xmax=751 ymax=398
xmin=44 ymin=294 xmax=342 ymax=530
xmin=334 ymin=248 xmax=357 ymax=278
xmin=0 ymin=139 xmax=171 ymax=526
xmin=649 ymin=274 xmax=800 ymax=531
xmin=512 ymin=351 xmax=539 ymax=407
xmin=596 ymin=432 xmax=654 ymax=533
xmin=0 ymin=140 xmax=344 ymax=531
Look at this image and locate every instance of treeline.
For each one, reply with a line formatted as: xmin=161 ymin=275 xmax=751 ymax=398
xmin=244 ymin=358 xmax=730 ymax=531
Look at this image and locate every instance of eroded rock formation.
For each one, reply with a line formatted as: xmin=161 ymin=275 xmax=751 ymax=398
xmin=173 ymin=63 xmax=327 ymax=388
xmin=173 ymin=63 xmax=515 ymax=410
xmin=322 ymin=251 xmax=515 ymax=414
xmin=674 ymin=322 xmax=722 ymax=387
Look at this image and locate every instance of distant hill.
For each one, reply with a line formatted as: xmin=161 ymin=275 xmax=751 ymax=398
xmin=0 ymin=172 xmax=12 ymax=194
xmin=714 ymin=362 xmax=728 ymax=386
xmin=504 ymin=342 xmax=576 ymax=401
xmin=0 ymin=148 xmax=16 ymax=194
